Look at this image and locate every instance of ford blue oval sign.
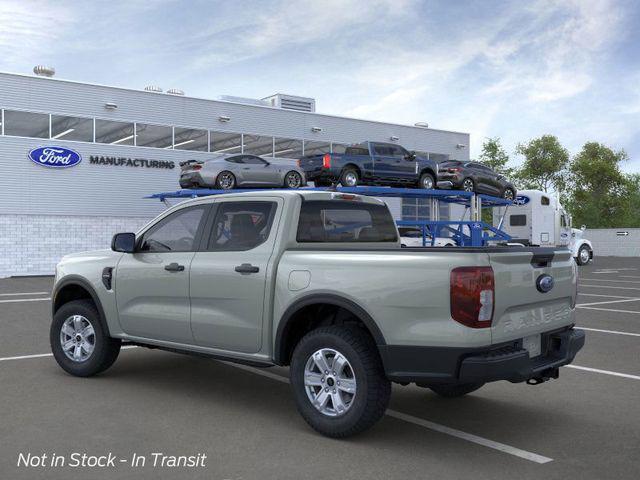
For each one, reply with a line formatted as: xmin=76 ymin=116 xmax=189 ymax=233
xmin=28 ymin=146 xmax=82 ymax=168
xmin=514 ymin=195 xmax=530 ymax=206
xmin=536 ymin=274 xmax=554 ymax=293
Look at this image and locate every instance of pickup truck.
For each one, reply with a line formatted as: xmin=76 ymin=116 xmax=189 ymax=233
xmin=299 ymin=141 xmax=439 ymax=189
xmin=50 ymin=190 xmax=584 ymax=438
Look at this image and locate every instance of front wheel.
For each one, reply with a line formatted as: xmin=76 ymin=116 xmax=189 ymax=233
xmin=50 ymin=300 xmax=121 ymax=377
xmin=502 ymin=187 xmax=515 ymax=200
xmin=290 ymin=325 xmax=391 ymax=438
xmin=418 ymin=172 xmax=435 ymax=189
xmin=216 ymin=171 xmax=236 ymax=190
xmin=430 ymin=382 xmax=484 ymax=398
xmin=284 ymin=171 xmax=303 ymax=189
xmin=576 ymin=245 xmax=592 ymax=265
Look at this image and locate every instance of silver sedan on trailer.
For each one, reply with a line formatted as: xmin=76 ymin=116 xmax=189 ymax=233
xmin=179 ymin=154 xmax=307 ymax=190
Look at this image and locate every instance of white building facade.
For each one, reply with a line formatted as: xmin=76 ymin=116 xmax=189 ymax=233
xmin=0 ymin=71 xmax=470 ymax=277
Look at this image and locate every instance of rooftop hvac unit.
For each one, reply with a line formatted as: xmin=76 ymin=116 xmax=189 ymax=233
xmin=167 ymin=88 xmax=185 ymax=96
xmin=144 ymin=85 xmax=163 ymax=93
xmin=33 ymin=65 xmax=55 ymax=77
xmin=262 ymin=94 xmax=316 ymax=112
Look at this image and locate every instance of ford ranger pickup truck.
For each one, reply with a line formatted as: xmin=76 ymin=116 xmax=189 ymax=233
xmin=50 ymin=190 xmax=584 ymax=438
xmin=299 ymin=141 xmax=439 ymax=189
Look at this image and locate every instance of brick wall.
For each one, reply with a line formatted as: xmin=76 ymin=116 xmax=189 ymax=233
xmin=0 ymin=214 xmax=152 ymax=278
xmin=583 ymin=228 xmax=640 ymax=257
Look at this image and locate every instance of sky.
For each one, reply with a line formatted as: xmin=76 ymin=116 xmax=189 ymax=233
xmin=1 ymin=0 xmax=639 ymax=171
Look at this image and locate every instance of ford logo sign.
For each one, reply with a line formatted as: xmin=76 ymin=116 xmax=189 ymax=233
xmin=536 ymin=274 xmax=554 ymax=293
xmin=28 ymin=146 xmax=82 ymax=168
xmin=514 ymin=195 xmax=530 ymax=206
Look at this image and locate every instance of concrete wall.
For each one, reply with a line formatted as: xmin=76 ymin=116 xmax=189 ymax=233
xmin=583 ymin=228 xmax=640 ymax=257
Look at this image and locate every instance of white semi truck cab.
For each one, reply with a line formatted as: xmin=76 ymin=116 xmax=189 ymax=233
xmin=495 ymin=189 xmax=594 ymax=265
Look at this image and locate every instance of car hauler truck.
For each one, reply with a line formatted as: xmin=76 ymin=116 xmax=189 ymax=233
xmin=494 ymin=189 xmax=594 ymax=265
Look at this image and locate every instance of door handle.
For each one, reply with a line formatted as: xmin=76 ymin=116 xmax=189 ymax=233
xmin=235 ymin=263 xmax=260 ymax=274
xmin=164 ymin=262 xmax=185 ymax=272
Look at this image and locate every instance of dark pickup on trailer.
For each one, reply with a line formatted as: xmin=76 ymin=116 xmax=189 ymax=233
xmin=298 ymin=141 xmax=439 ymax=189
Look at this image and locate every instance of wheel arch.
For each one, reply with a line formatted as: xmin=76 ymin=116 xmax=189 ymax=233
xmin=341 ymin=163 xmax=362 ymax=177
xmin=274 ymin=294 xmax=386 ymax=366
xmin=419 ymin=167 xmax=436 ymax=179
xmin=52 ymin=276 xmax=111 ymax=336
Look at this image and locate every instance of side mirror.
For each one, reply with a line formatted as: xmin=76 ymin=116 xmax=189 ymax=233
xmin=581 ymin=225 xmax=586 ymax=231
xmin=405 ymin=151 xmax=416 ymax=161
xmin=112 ymin=232 xmax=136 ymax=253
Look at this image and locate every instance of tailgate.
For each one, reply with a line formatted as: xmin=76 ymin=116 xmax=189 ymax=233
xmin=298 ymin=154 xmax=326 ymax=173
xmin=488 ymin=248 xmax=576 ymax=344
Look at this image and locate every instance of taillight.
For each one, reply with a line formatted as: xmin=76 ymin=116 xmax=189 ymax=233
xmin=448 ymin=167 xmax=461 ymax=173
xmin=450 ymin=266 xmax=494 ymax=328
xmin=296 ymin=159 xmax=301 ymax=167
xmin=322 ymin=153 xmax=331 ymax=168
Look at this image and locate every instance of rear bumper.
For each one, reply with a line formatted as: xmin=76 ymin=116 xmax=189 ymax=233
xmin=303 ymin=167 xmax=339 ymax=182
xmin=379 ymin=327 xmax=585 ymax=385
xmin=179 ymin=172 xmax=208 ymax=188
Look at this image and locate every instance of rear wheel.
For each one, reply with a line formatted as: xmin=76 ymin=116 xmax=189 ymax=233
xmin=576 ymin=245 xmax=592 ymax=265
xmin=50 ymin=300 xmax=121 ymax=377
xmin=430 ymin=382 xmax=484 ymax=398
xmin=290 ymin=325 xmax=390 ymax=438
xmin=462 ymin=178 xmax=475 ymax=192
xmin=216 ymin=171 xmax=236 ymax=190
xmin=284 ymin=171 xmax=303 ymax=189
xmin=340 ymin=168 xmax=359 ymax=187
xmin=419 ymin=172 xmax=435 ymax=189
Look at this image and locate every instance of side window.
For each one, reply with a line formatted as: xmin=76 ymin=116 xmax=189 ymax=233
xmin=510 ymin=215 xmax=527 ymax=226
xmin=373 ymin=144 xmax=391 ymax=156
xmin=208 ymin=201 xmax=277 ymax=251
xmin=226 ymin=156 xmax=244 ymax=164
xmin=389 ymin=145 xmax=408 ymax=158
xmin=243 ymin=156 xmax=267 ymax=165
xmin=541 ymin=196 xmax=550 ymax=206
xmin=139 ymin=206 xmax=207 ymax=252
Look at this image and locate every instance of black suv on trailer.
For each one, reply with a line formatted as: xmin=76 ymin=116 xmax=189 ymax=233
xmin=299 ymin=141 xmax=439 ymax=189
xmin=437 ymin=160 xmax=516 ymax=199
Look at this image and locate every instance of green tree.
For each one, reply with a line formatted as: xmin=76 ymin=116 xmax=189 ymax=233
xmin=566 ymin=142 xmax=635 ymax=228
xmin=514 ymin=135 xmax=569 ymax=192
xmin=478 ymin=137 xmax=514 ymax=177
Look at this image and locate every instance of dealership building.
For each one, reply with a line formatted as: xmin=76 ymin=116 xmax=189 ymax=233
xmin=0 ymin=69 xmax=470 ymax=278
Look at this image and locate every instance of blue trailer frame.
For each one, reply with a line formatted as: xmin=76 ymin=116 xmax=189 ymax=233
xmin=146 ymin=187 xmax=512 ymax=247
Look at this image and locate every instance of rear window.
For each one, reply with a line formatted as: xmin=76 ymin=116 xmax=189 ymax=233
xmin=510 ymin=214 xmax=527 ymax=226
xmin=297 ymin=200 xmax=398 ymax=243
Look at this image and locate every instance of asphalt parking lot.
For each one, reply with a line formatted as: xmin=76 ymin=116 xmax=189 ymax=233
xmin=1 ymin=257 xmax=639 ymax=480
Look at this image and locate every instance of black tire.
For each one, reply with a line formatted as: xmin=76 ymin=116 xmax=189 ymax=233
xmin=461 ymin=178 xmax=475 ymax=192
xmin=290 ymin=325 xmax=391 ymax=438
xmin=340 ymin=168 xmax=359 ymax=187
xmin=502 ymin=187 xmax=515 ymax=200
xmin=50 ymin=300 xmax=121 ymax=377
xmin=576 ymin=245 xmax=592 ymax=266
xmin=215 ymin=171 xmax=236 ymax=190
xmin=429 ymin=382 xmax=484 ymax=398
xmin=418 ymin=172 xmax=436 ymax=189
xmin=284 ymin=171 xmax=303 ymax=189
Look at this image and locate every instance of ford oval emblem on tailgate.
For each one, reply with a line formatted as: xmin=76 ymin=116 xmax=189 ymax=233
xmin=28 ymin=146 xmax=82 ymax=168
xmin=536 ymin=274 xmax=554 ymax=293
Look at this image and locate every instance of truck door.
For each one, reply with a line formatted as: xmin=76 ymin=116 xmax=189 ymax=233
xmin=115 ymin=205 xmax=209 ymax=343
xmin=371 ymin=143 xmax=414 ymax=183
xmin=189 ymin=198 xmax=282 ymax=353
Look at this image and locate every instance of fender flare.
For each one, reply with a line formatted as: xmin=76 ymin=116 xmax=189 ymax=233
xmin=52 ymin=275 xmax=111 ymax=336
xmin=273 ymin=293 xmax=386 ymax=365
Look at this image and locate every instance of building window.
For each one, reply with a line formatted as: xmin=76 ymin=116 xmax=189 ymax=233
xmin=210 ymin=131 xmax=242 ymax=154
xmin=173 ymin=127 xmax=208 ymax=151
xmin=243 ymin=134 xmax=274 ymax=156
xmin=274 ymin=137 xmax=303 ymax=158
xmin=3 ymin=110 xmax=49 ymax=138
xmin=135 ymin=123 xmax=172 ymax=149
xmin=303 ymin=140 xmax=331 ymax=156
xmin=51 ymin=115 xmax=93 ymax=142
xmin=95 ymin=119 xmax=135 ymax=145
xmin=331 ymin=143 xmax=348 ymax=154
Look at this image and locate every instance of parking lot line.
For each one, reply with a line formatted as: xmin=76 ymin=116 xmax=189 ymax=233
xmin=579 ymin=284 xmax=640 ymax=291
xmin=0 ymin=297 xmax=51 ymax=304
xmin=567 ymin=365 xmax=640 ymax=381
xmin=580 ymin=278 xmax=640 ymax=284
xmin=225 ymin=362 xmax=553 ymax=464
xmin=578 ymin=293 xmax=637 ymax=299
xmin=577 ymin=298 xmax=640 ymax=307
xmin=577 ymin=306 xmax=640 ymax=314
xmin=0 ymin=291 xmax=50 ymax=296
xmin=577 ymin=327 xmax=640 ymax=337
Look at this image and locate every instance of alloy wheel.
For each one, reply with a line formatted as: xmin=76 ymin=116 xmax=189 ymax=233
xmin=304 ymin=348 xmax=357 ymax=417
xmin=503 ymin=189 xmax=515 ymax=200
xmin=286 ymin=172 xmax=302 ymax=188
xmin=580 ymin=247 xmax=590 ymax=264
xmin=421 ymin=176 xmax=434 ymax=189
xmin=462 ymin=179 xmax=474 ymax=192
xmin=343 ymin=172 xmax=358 ymax=187
xmin=60 ymin=315 xmax=96 ymax=362
xmin=218 ymin=172 xmax=235 ymax=189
